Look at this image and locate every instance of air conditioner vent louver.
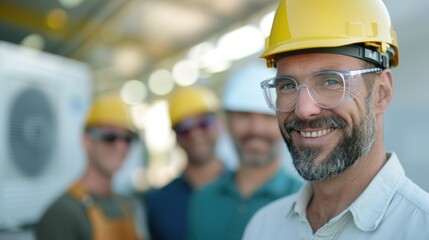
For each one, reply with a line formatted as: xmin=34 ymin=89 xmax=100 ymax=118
xmin=8 ymin=87 xmax=57 ymax=177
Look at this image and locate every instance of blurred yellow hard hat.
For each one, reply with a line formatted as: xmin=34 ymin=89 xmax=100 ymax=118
xmin=263 ymin=0 xmax=399 ymax=68
xmin=85 ymin=92 xmax=134 ymax=131
xmin=168 ymin=86 xmax=219 ymax=126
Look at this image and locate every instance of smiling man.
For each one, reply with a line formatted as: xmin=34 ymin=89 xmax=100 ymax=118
xmin=243 ymin=0 xmax=429 ymax=239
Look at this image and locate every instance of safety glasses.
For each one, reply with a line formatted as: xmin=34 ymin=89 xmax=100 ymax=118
xmin=87 ymin=128 xmax=137 ymax=144
xmin=173 ymin=113 xmax=216 ymax=137
xmin=261 ymin=68 xmax=382 ymax=112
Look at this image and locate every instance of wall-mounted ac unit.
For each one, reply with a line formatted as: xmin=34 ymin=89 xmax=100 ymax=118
xmin=0 ymin=41 xmax=91 ymax=229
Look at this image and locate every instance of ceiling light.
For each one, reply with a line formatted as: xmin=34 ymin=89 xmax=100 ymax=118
xmin=46 ymin=9 xmax=68 ymax=30
xmin=59 ymin=0 xmax=85 ymax=8
xmin=120 ymin=80 xmax=147 ymax=105
xmin=130 ymin=104 xmax=148 ymax=129
xmin=205 ymin=60 xmax=231 ymax=74
xmin=217 ymin=25 xmax=264 ymax=60
xmin=199 ymin=48 xmax=231 ymax=71
xmin=140 ymin=2 xmax=214 ymax=45
xmin=148 ymin=69 xmax=174 ymax=96
xmin=20 ymin=34 xmax=45 ymax=51
xmin=143 ymin=100 xmax=173 ymax=151
xmin=172 ymin=59 xmax=199 ymax=86
xmin=114 ymin=44 xmax=146 ymax=77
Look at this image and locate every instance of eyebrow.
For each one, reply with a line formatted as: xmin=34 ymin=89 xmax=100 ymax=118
xmin=276 ymin=69 xmax=343 ymax=78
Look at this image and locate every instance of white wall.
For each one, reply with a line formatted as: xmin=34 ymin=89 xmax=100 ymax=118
xmin=384 ymin=0 xmax=429 ymax=191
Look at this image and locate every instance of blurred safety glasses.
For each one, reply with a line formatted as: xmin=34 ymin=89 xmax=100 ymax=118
xmin=87 ymin=128 xmax=137 ymax=145
xmin=173 ymin=113 xmax=216 ymax=137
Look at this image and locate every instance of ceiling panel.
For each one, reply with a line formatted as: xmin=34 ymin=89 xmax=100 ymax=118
xmin=0 ymin=0 xmax=278 ymax=94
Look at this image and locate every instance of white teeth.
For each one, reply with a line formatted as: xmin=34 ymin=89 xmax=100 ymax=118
xmin=300 ymin=128 xmax=333 ymax=138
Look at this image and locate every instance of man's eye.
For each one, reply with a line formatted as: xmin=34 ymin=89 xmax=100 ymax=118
xmin=277 ymin=80 xmax=296 ymax=91
xmin=323 ymin=78 xmax=342 ymax=87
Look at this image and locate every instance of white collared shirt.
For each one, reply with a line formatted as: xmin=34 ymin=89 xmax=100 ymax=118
xmin=243 ymin=153 xmax=429 ymax=240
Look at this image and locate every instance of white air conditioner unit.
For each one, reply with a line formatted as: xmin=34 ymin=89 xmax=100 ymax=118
xmin=0 ymin=41 xmax=91 ymax=229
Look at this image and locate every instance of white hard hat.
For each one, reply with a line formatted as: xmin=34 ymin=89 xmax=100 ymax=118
xmin=222 ymin=62 xmax=276 ymax=115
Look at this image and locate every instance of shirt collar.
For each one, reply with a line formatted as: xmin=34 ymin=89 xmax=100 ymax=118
xmin=288 ymin=152 xmax=406 ymax=231
xmin=289 ymin=182 xmax=312 ymax=218
xmin=218 ymin=170 xmax=292 ymax=198
xmin=258 ymin=170 xmax=295 ymax=198
xmin=218 ymin=171 xmax=236 ymax=194
xmin=349 ymin=152 xmax=405 ymax=231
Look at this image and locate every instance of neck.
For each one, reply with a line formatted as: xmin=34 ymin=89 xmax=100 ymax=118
xmin=306 ymin=141 xmax=387 ymax=232
xmin=236 ymin=158 xmax=280 ymax=198
xmin=80 ymin=168 xmax=113 ymax=197
xmin=185 ymin=157 xmax=224 ymax=189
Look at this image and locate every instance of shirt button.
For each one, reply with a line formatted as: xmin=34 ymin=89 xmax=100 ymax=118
xmin=238 ymin=204 xmax=248 ymax=214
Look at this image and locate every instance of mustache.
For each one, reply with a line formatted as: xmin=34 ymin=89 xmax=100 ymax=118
xmin=284 ymin=116 xmax=348 ymax=133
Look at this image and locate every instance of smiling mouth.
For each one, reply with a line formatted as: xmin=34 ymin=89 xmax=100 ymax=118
xmin=300 ymin=128 xmax=334 ymax=138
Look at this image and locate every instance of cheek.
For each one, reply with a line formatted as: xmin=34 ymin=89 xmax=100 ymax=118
xmin=228 ymin=117 xmax=247 ymax=136
xmin=265 ymin=118 xmax=282 ymax=138
xmin=276 ymin=112 xmax=290 ymax=130
xmin=229 ymin=124 xmax=246 ymax=140
xmin=348 ymin=97 xmax=369 ymax=126
xmin=208 ymin=123 xmax=219 ymax=137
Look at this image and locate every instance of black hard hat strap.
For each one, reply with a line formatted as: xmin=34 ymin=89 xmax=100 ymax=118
xmin=276 ymin=44 xmax=394 ymax=69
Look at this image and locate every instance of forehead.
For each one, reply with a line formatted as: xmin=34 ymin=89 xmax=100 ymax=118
xmin=276 ymin=53 xmax=365 ymax=76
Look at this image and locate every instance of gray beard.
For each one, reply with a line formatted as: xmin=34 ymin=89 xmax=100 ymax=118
xmin=238 ymin=141 xmax=280 ymax=168
xmin=282 ymin=98 xmax=376 ymax=181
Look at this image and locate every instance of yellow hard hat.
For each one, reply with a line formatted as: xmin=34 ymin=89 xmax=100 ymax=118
xmin=168 ymin=86 xmax=219 ymax=126
xmin=85 ymin=92 xmax=134 ymax=131
xmin=263 ymin=0 xmax=399 ymax=68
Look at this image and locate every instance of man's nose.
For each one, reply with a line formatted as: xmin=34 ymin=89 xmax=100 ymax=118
xmin=294 ymin=86 xmax=322 ymax=119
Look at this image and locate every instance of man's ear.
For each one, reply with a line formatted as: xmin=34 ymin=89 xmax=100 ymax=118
xmin=375 ymin=69 xmax=394 ymax=114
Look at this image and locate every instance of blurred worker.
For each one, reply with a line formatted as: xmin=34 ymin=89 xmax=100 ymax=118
xmin=187 ymin=62 xmax=303 ymax=240
xmin=35 ymin=92 xmax=142 ymax=240
xmin=144 ymin=86 xmax=225 ymax=240
xmin=243 ymin=0 xmax=429 ymax=239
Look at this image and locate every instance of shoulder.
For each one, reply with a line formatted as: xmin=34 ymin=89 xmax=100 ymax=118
xmin=188 ymin=174 xmax=232 ymax=213
xmin=255 ymin=193 xmax=297 ymax=219
xmin=147 ymin=177 xmax=188 ymax=198
xmin=396 ymin=177 xmax=429 ymax=214
xmin=145 ymin=177 xmax=192 ymax=208
xmin=35 ymin=193 xmax=89 ymax=240
xmin=42 ymin=193 xmax=84 ymax=218
xmin=276 ymin=170 xmax=304 ymax=193
xmin=192 ymin=173 xmax=230 ymax=199
xmin=243 ymin=194 xmax=297 ymax=239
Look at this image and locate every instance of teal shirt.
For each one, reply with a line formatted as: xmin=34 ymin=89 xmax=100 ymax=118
xmin=187 ymin=170 xmax=303 ymax=240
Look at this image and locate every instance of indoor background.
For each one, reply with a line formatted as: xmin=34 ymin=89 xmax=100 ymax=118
xmin=0 ymin=0 xmax=428 ymax=239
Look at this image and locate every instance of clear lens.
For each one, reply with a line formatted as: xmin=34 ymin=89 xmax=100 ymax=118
xmin=261 ymin=68 xmax=381 ymax=112
xmin=310 ymin=71 xmax=346 ymax=108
